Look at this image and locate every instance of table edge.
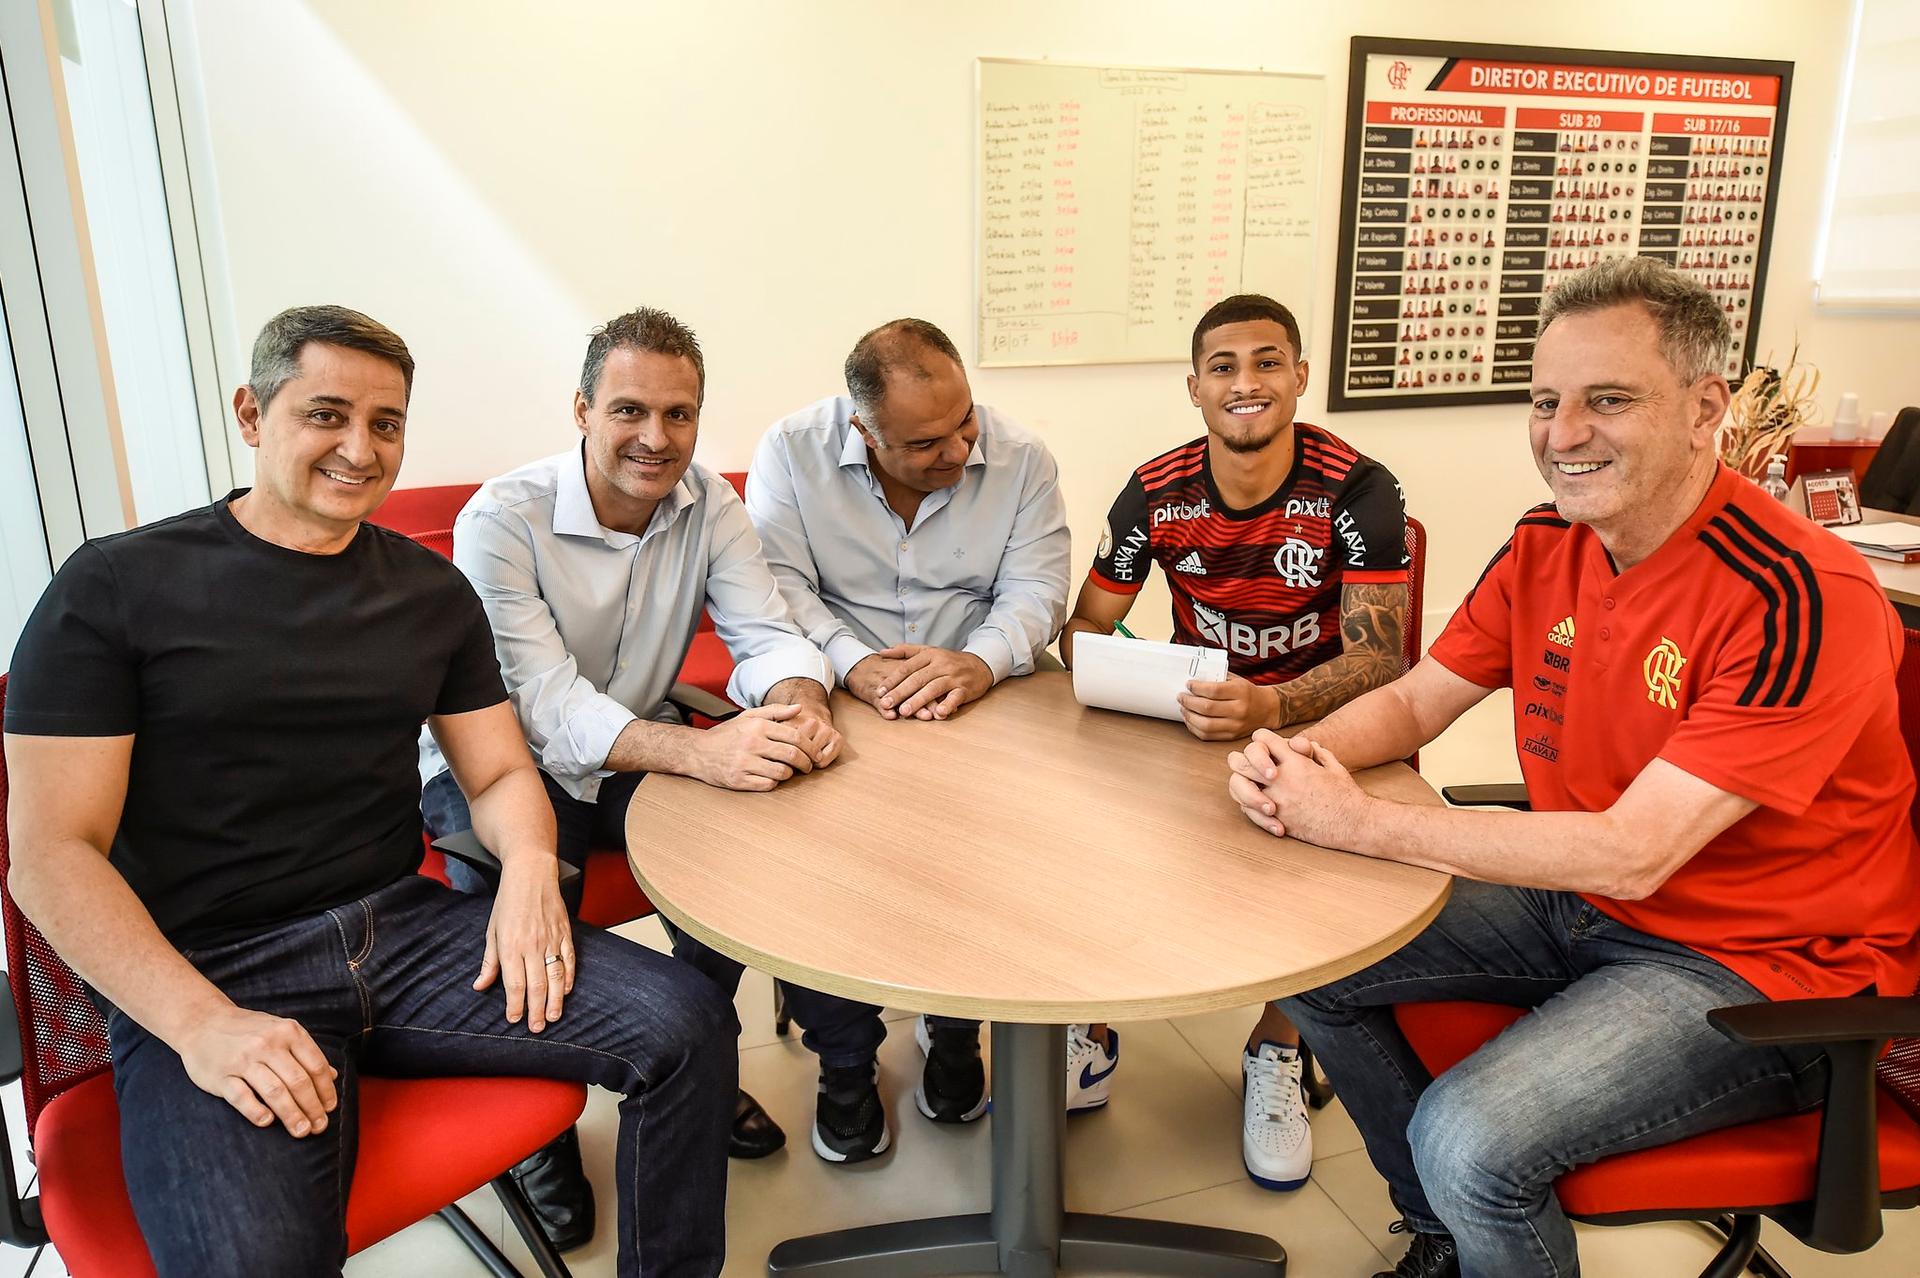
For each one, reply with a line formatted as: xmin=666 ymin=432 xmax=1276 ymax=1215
xmin=629 ymin=851 xmax=1453 ymax=1024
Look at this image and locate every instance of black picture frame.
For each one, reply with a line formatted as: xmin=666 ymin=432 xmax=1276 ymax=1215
xmin=1327 ymin=36 xmax=1793 ymax=412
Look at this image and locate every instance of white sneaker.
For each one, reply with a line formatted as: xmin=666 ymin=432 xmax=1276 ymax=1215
xmin=1242 ymin=1041 xmax=1311 ymax=1190
xmin=1065 ymin=1024 xmax=1119 ymax=1112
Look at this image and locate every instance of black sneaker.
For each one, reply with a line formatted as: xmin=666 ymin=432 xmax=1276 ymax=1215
xmin=812 ymin=1061 xmax=891 ymax=1163
xmin=1373 ymin=1221 xmax=1459 ymax=1278
xmin=914 ymin=1015 xmax=988 ymax=1123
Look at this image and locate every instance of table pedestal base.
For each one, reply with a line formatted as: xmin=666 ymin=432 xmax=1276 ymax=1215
xmin=767 ymin=1024 xmax=1287 ymax=1277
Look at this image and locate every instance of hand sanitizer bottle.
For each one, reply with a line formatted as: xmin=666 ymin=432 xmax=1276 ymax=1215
xmin=1760 ymin=454 xmax=1790 ymax=502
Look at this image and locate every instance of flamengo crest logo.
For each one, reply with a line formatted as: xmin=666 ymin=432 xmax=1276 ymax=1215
xmin=1273 ymin=537 xmax=1322 ymax=588
xmin=1643 ymin=637 xmax=1687 ymax=709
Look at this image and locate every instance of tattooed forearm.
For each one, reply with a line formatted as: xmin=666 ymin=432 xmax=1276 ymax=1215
xmin=1272 ymin=583 xmax=1408 ymax=727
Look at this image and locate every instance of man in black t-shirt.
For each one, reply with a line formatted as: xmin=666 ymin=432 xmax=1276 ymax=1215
xmin=1060 ymin=294 xmax=1411 ymax=1198
xmin=2 ymin=306 xmax=734 ymax=1278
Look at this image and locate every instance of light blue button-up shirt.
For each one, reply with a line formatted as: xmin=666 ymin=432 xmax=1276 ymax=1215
xmin=746 ymin=395 xmax=1071 ymax=684
xmin=419 ymin=445 xmax=831 ymax=802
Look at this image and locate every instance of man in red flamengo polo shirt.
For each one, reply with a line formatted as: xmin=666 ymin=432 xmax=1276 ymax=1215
xmin=1233 ymin=257 xmax=1920 ymax=1278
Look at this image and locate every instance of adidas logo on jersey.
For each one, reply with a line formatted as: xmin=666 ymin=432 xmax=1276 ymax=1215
xmin=1547 ymin=616 xmax=1576 ymax=648
xmin=1174 ymin=551 xmax=1206 ymax=575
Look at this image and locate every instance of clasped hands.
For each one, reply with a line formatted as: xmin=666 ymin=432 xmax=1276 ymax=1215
xmin=847 ymin=645 xmax=993 ymax=720
xmin=694 ymin=698 xmax=841 ymax=791
xmin=1227 ymin=728 xmax=1369 ymax=846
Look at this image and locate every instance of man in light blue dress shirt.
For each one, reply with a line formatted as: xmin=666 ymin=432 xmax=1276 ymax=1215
xmin=418 ymin=308 xmax=889 ymax=1232
xmin=748 ymin=318 xmax=1085 ymax=1154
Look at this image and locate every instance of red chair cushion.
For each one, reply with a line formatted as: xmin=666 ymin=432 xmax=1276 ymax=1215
xmin=1393 ymin=1002 xmax=1920 ymax=1216
xmin=36 ymin=1071 xmax=585 ymax=1271
xmin=580 ymin=845 xmax=655 ymax=930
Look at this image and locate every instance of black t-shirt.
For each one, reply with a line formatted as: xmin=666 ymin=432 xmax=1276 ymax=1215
xmin=4 ymin=495 xmax=507 ymax=948
xmin=1088 ymin=422 xmax=1407 ymax=684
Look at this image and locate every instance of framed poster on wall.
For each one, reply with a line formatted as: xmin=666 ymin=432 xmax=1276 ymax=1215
xmin=1327 ymin=38 xmax=1792 ymax=412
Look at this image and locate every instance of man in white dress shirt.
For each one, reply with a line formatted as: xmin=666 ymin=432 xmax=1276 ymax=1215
xmin=418 ymin=308 xmax=885 ymax=1229
xmin=747 ymin=318 xmax=1091 ymax=1148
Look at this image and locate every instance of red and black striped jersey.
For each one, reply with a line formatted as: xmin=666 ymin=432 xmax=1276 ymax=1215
xmin=1088 ymin=422 xmax=1407 ymax=685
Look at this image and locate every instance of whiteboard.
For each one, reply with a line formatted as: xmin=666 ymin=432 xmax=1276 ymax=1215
xmin=977 ymin=58 xmax=1324 ymax=368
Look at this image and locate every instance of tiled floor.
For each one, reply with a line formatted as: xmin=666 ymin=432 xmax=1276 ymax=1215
xmin=8 ymin=693 xmax=1919 ymax=1276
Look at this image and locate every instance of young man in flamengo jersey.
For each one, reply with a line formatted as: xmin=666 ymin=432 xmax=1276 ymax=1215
xmin=1233 ymin=258 xmax=1920 ymax=1278
xmin=1060 ymin=293 xmax=1411 ymax=1195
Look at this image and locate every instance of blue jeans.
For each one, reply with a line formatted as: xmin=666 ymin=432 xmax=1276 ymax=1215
xmin=1280 ymin=879 xmax=1828 ymax=1278
xmin=107 ymin=875 xmax=736 ymax=1278
xmin=422 ymin=768 xmax=906 ymax=1070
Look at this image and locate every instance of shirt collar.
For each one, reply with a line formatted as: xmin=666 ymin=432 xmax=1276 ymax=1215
xmin=554 ymin=442 xmax=697 ymax=547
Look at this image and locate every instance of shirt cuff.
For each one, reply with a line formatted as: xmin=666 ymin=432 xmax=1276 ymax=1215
xmin=552 ymin=699 xmax=640 ymax=777
xmin=826 ymin=634 xmax=880 ymax=684
xmin=962 ymin=631 xmax=1017 ymax=684
xmin=727 ymin=646 xmax=834 ymax=708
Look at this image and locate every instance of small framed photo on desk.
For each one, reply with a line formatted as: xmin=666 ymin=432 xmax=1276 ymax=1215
xmin=1792 ymin=469 xmax=1862 ymax=527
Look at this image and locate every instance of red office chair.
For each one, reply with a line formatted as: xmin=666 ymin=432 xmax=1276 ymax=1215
xmin=0 ymin=674 xmax=587 ymax=1276
xmin=1420 ymin=631 xmax=1920 ymax=1275
xmin=1402 ymin=516 xmax=1426 ymax=677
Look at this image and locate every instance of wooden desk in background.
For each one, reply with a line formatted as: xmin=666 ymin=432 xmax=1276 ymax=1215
xmin=1787 ymin=428 xmax=1880 ymax=486
xmin=627 ymin=673 xmax=1449 ymax=1278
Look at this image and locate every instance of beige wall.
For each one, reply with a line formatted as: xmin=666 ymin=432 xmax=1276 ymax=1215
xmin=183 ymin=0 xmax=1917 ymax=636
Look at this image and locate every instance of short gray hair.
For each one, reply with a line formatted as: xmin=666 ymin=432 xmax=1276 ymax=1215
xmin=580 ymin=307 xmax=705 ymax=407
xmin=249 ymin=305 xmax=414 ymax=409
xmin=1537 ymin=256 xmax=1732 ymax=385
xmin=843 ymin=319 xmax=964 ymax=425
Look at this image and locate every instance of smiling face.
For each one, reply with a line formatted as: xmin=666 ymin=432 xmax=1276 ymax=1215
xmin=232 ymin=341 xmax=408 ymax=543
xmin=1528 ymin=302 xmax=1728 ymax=552
xmin=575 ymin=345 xmax=701 ymax=532
xmin=1186 ymin=319 xmax=1308 ymax=455
xmin=853 ymin=357 xmax=979 ymax=494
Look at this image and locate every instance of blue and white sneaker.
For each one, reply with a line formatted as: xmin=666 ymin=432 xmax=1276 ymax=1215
xmin=1242 ymin=1041 xmax=1311 ymax=1190
xmin=1064 ymin=1024 xmax=1119 ymax=1112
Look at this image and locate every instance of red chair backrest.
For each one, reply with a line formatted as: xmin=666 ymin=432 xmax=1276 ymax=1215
xmin=1403 ymin=516 xmax=1427 ymax=676
xmin=366 ymin=483 xmax=481 ymax=536
xmin=0 ymin=674 xmax=114 ymax=1139
xmin=410 ymin=528 xmax=455 ymax=561
xmin=695 ymin=473 xmax=750 ymax=638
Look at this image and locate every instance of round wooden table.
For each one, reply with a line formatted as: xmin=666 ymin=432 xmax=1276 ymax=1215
xmin=627 ymin=672 xmax=1450 ymax=1278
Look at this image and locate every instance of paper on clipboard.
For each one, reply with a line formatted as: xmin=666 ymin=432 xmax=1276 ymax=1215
xmin=1072 ymin=631 xmax=1229 ymax=721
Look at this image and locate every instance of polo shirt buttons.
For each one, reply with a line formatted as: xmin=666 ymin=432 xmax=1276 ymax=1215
xmin=1603 ymin=598 xmax=1615 ymax=610
xmin=909 ymin=623 xmax=918 ymax=633
xmin=1600 ymin=627 xmax=1611 ymax=640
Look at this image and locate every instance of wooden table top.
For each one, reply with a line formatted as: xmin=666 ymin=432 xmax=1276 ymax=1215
xmin=625 ymin=673 xmax=1450 ymax=1023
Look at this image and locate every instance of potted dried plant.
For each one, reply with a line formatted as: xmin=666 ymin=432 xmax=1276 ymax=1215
xmin=1716 ymin=344 xmax=1821 ymax=480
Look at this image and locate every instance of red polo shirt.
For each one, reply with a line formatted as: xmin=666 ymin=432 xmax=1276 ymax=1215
xmin=1430 ymin=464 xmax=1920 ymax=1002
